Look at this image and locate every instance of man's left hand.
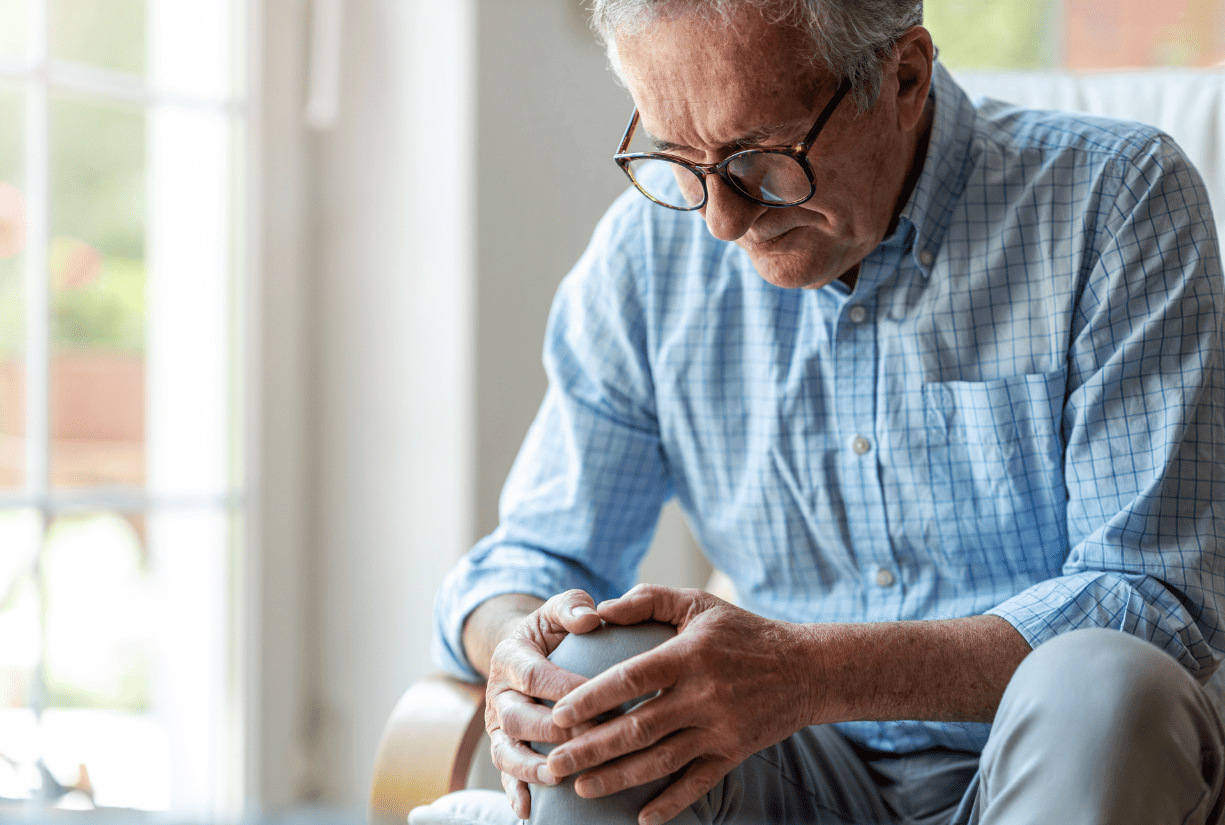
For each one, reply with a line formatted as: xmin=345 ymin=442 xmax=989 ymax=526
xmin=544 ymin=584 xmax=823 ymax=825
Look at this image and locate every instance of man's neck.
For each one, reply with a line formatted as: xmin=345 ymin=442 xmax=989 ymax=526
xmin=885 ymin=94 xmax=936 ymax=240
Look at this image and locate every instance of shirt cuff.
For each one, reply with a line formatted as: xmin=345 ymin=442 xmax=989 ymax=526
xmin=985 ymin=570 xmax=1217 ymax=679
xmin=432 ymin=538 xmax=625 ymax=681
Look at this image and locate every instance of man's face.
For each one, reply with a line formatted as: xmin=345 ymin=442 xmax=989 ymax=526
xmin=616 ymin=9 xmax=929 ymax=290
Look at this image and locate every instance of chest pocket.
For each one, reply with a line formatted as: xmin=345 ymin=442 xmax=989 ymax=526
xmin=920 ymin=369 xmax=1069 ymax=581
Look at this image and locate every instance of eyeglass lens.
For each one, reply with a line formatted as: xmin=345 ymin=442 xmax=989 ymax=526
xmin=624 ymin=153 xmax=812 ymax=210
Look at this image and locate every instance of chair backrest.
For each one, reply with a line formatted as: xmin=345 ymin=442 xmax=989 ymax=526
xmin=953 ymin=69 xmax=1225 ymax=243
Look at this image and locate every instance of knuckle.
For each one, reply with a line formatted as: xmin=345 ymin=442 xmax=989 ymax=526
xmin=615 ymin=661 xmax=649 ymax=696
xmin=488 ymin=736 xmax=509 ymax=771
xmin=656 ymin=744 xmax=686 ymax=775
xmin=519 ymin=661 xmax=545 ymax=697
xmin=623 ymin=712 xmax=654 ymax=747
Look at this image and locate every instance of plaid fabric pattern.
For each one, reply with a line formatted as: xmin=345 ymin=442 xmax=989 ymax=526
xmin=434 ymin=63 xmax=1225 ymax=754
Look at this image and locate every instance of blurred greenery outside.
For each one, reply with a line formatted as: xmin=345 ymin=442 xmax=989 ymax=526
xmin=925 ymin=0 xmax=1060 ymax=69
xmin=0 ymin=1 xmax=146 ymax=361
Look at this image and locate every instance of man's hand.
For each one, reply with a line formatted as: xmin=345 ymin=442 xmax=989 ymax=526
xmin=544 ymin=584 xmax=822 ymax=825
xmin=480 ymin=590 xmax=603 ymax=819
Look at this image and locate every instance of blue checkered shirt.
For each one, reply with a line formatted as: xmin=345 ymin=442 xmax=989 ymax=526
xmin=434 ymin=63 xmax=1225 ymax=754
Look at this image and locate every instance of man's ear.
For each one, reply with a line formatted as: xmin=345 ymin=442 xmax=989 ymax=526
xmin=892 ymin=26 xmax=935 ymax=132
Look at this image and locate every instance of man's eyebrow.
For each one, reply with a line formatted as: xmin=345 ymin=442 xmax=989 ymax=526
xmin=645 ymin=122 xmax=798 ymax=154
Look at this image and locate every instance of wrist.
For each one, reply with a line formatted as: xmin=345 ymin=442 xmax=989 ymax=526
xmin=781 ymin=620 xmax=835 ymax=728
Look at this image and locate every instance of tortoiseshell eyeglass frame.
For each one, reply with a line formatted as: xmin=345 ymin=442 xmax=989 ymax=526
xmin=613 ymin=76 xmax=853 ymax=211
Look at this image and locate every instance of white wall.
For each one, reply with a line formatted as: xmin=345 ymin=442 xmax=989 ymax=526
xmin=311 ymin=0 xmax=476 ymax=804
xmin=257 ymin=0 xmax=707 ymax=809
xmin=472 ymin=1 xmax=632 ymax=535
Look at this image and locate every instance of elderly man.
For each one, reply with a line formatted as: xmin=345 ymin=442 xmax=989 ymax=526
xmin=424 ymin=1 xmax=1225 ymax=823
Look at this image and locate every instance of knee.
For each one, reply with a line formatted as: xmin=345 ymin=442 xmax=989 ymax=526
xmin=529 ymin=622 xmax=678 ymax=825
xmin=547 ymin=621 xmax=676 ymax=682
xmin=996 ymin=628 xmax=1203 ymax=745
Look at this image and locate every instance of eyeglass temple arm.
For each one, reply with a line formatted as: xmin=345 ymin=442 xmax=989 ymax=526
xmin=617 ymin=109 xmax=641 ymax=155
xmin=797 ymin=77 xmax=853 ymax=151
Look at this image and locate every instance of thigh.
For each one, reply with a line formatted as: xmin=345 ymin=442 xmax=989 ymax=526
xmin=708 ymin=725 xmax=897 ymax=825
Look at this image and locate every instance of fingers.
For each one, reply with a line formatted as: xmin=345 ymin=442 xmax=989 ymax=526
xmin=494 ymin=689 xmax=573 ymax=745
xmin=555 ymin=590 xmax=604 ymax=635
xmin=596 ymin=583 xmax=713 ymax=629
xmin=535 ymin=589 xmax=602 ymax=637
xmin=489 ymin=727 xmax=558 ymax=786
xmin=636 ymin=755 xmax=736 ymax=825
xmin=571 ymin=727 xmax=707 ymax=798
xmin=549 ymin=688 xmax=685 ymax=777
xmin=492 ymin=590 xmax=601 ymax=706
xmin=501 ymin=771 xmax=531 ymax=820
xmin=551 ymin=643 xmax=681 ymax=729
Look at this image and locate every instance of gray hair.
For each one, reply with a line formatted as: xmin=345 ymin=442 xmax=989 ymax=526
xmin=589 ymin=0 xmax=923 ymax=112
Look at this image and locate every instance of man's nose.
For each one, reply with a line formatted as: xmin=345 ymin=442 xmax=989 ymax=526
xmin=700 ymin=175 xmax=765 ymax=242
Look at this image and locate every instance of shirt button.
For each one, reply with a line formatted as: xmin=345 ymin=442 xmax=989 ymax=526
xmin=851 ymin=436 xmax=871 ymax=455
xmin=875 ymin=569 xmax=896 ymax=587
xmin=847 ymin=305 xmax=867 ymax=324
xmin=919 ymin=249 xmax=935 ymax=267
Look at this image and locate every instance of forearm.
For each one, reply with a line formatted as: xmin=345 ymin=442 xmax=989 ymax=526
xmin=462 ymin=593 xmax=546 ymax=678
xmin=801 ymin=615 xmax=1032 ymax=724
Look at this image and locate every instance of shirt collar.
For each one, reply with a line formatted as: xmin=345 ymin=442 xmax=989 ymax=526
xmin=897 ymin=60 xmax=976 ymax=278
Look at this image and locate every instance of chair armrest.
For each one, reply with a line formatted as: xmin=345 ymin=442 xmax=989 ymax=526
xmin=368 ymin=673 xmax=487 ymax=824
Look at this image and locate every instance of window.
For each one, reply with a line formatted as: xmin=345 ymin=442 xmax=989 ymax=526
xmin=926 ymin=0 xmax=1225 ymax=70
xmin=0 ymin=0 xmax=245 ymax=816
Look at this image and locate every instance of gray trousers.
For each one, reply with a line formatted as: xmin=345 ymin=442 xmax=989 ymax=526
xmin=410 ymin=627 xmax=1225 ymax=825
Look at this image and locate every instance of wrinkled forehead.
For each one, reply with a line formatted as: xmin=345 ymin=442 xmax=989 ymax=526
xmin=613 ymin=8 xmax=830 ymax=137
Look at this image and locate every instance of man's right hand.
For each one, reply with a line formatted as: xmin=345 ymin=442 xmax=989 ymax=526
xmin=467 ymin=590 xmax=603 ymax=819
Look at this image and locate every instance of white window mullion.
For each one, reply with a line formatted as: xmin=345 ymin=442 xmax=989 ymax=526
xmin=22 ymin=0 xmax=48 ymax=507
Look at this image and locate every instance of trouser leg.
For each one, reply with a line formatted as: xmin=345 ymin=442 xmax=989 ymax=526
xmin=969 ymin=628 xmax=1225 ymax=825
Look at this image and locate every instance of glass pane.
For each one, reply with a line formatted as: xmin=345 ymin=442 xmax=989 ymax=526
xmin=40 ymin=512 xmax=169 ymax=811
xmin=0 ymin=85 xmax=24 ymax=490
xmin=0 ymin=0 xmax=25 ymax=59
xmin=49 ymin=94 xmax=146 ymax=489
xmin=50 ymin=0 xmax=147 ymax=78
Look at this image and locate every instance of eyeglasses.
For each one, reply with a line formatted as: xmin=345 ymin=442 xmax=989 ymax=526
xmin=614 ymin=77 xmax=852 ymax=211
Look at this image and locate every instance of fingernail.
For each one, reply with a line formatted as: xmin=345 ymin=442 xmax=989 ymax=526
xmin=572 ymin=605 xmax=598 ymax=618
xmin=536 ymin=765 xmax=555 ymax=785
xmin=551 ymin=751 xmax=576 ymax=776
xmin=579 ymin=776 xmax=604 ymax=797
xmin=553 ymin=706 xmax=577 ymax=728
xmin=642 ymin=814 xmax=663 ymax=825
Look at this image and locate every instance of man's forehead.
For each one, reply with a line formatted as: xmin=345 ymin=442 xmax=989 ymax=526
xmin=640 ymin=114 xmax=804 ymax=153
xmin=614 ymin=11 xmax=829 ymax=119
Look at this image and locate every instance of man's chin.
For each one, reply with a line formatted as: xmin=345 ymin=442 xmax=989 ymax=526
xmin=749 ymin=254 xmax=844 ymax=291
xmin=738 ymin=233 xmax=850 ymax=291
